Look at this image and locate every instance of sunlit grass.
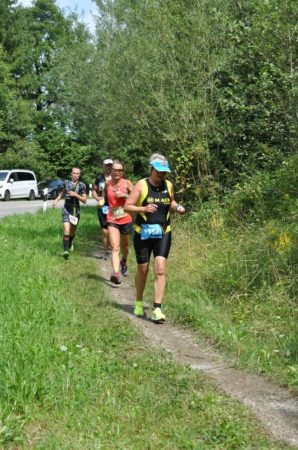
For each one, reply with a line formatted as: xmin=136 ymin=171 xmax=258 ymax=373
xmin=0 ymin=208 xmax=290 ymax=448
xmin=162 ymin=218 xmax=298 ymax=389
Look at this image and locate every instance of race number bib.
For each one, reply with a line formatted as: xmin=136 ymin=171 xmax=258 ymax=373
xmin=141 ymin=224 xmax=163 ymax=240
xmin=111 ymin=206 xmax=125 ymax=219
xmin=69 ymin=214 xmax=78 ymax=226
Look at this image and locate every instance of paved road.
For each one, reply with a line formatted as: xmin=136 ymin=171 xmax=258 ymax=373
xmin=0 ymin=199 xmax=48 ymax=218
xmin=0 ymin=198 xmax=97 ymax=218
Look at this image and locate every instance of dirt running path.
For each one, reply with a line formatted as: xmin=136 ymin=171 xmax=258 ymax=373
xmin=97 ymin=254 xmax=298 ymax=448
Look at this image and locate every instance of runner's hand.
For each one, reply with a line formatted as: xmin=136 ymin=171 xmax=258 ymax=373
xmin=176 ymin=205 xmax=185 ymax=215
xmin=144 ymin=204 xmax=158 ymax=213
xmin=114 ymin=189 xmax=126 ymax=198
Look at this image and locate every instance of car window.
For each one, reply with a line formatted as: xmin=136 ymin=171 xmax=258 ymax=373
xmin=0 ymin=171 xmax=9 ymax=181
xmin=17 ymin=172 xmax=34 ymax=181
xmin=10 ymin=172 xmax=18 ymax=181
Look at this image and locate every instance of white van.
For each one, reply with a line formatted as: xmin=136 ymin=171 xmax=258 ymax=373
xmin=0 ymin=169 xmax=38 ymax=201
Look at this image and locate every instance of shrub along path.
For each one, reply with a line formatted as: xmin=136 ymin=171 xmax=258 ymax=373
xmin=96 ymin=251 xmax=298 ymax=449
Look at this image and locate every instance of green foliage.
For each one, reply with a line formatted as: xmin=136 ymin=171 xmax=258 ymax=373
xmin=226 ymin=154 xmax=298 ymax=223
xmin=0 ymin=140 xmax=48 ymax=176
xmin=58 ymin=0 xmax=296 ymax=204
xmin=212 ymin=0 xmax=298 ymax=185
xmin=0 ymin=45 xmax=12 ymax=147
xmin=0 ymin=0 xmax=93 ymax=178
xmin=0 ymin=0 xmax=296 ymax=197
xmin=166 ymin=217 xmax=298 ymax=389
xmin=179 ymin=150 xmax=298 ymax=387
xmin=57 ymin=0 xmax=230 ymax=183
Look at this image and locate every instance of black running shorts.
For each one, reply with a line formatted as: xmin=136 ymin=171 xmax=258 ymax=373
xmin=133 ymin=231 xmax=171 ymax=264
xmin=62 ymin=207 xmax=80 ymax=224
xmin=107 ymin=221 xmax=133 ymax=235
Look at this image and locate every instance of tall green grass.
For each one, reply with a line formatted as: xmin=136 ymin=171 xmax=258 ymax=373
xmin=160 ymin=215 xmax=298 ymax=389
xmin=0 ymin=207 xmax=290 ymax=448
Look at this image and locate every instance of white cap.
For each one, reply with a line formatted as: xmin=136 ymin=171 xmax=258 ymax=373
xmin=103 ymin=158 xmax=113 ymax=165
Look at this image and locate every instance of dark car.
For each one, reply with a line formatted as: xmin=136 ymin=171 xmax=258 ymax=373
xmin=38 ymin=178 xmax=65 ymax=199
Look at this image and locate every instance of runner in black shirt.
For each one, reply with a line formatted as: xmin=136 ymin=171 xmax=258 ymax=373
xmin=52 ymin=167 xmax=87 ymax=259
xmin=92 ymin=158 xmax=113 ymax=259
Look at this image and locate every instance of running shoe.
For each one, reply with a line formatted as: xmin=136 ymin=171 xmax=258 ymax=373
xmin=110 ymin=272 xmax=122 ymax=285
xmin=133 ymin=301 xmax=144 ymax=317
xmin=63 ymin=250 xmax=70 ymax=259
xmin=151 ymin=307 xmax=166 ymax=323
xmin=120 ymin=259 xmax=128 ymax=276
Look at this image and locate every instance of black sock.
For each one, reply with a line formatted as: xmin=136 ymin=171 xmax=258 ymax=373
xmin=63 ymin=235 xmax=70 ymax=251
xmin=154 ymin=303 xmax=162 ymax=309
xmin=69 ymin=235 xmax=74 ymax=246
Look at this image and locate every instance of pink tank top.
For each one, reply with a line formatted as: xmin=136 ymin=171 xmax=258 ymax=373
xmin=106 ymin=179 xmax=132 ymax=224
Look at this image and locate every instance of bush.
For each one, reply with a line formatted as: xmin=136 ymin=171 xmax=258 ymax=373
xmin=226 ymin=154 xmax=298 ymax=223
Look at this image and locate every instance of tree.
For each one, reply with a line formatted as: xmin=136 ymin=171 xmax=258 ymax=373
xmin=212 ymin=0 xmax=298 ymax=187
xmin=0 ymin=0 xmax=93 ymax=179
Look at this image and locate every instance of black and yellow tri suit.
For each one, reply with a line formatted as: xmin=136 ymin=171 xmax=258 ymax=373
xmin=133 ymin=178 xmax=173 ymax=264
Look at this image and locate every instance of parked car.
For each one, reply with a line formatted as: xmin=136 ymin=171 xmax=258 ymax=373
xmin=0 ymin=169 xmax=38 ymax=201
xmin=38 ymin=178 xmax=65 ymax=199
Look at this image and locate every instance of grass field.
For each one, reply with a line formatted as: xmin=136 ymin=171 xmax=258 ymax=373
xmin=0 ymin=207 xmax=294 ymax=448
xmin=160 ymin=218 xmax=298 ymax=390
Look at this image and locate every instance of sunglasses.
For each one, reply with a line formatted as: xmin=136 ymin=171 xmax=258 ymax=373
xmin=112 ymin=168 xmax=124 ymax=173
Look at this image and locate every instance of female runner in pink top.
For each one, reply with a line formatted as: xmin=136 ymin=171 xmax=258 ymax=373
xmin=100 ymin=160 xmax=133 ymax=285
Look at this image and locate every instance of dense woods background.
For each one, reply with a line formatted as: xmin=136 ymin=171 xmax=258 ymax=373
xmin=0 ymin=0 xmax=296 ymax=204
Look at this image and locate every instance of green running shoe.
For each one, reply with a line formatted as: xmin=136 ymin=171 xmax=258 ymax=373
xmin=63 ymin=251 xmax=69 ymax=259
xmin=133 ymin=301 xmax=144 ymax=317
xmin=151 ymin=307 xmax=166 ymax=323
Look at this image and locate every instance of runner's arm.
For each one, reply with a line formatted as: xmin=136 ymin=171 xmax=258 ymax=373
xmin=52 ymin=188 xmax=65 ymax=208
xmin=121 ymin=180 xmax=134 ymax=199
xmin=92 ymin=183 xmax=101 ymax=201
xmin=80 ymin=192 xmax=87 ymax=204
xmin=169 ymin=183 xmax=185 ymax=215
xmin=69 ymin=191 xmax=87 ymax=204
xmin=124 ymin=181 xmax=157 ymax=214
xmin=92 ymin=178 xmax=102 ymax=202
xmin=126 ymin=180 xmax=134 ymax=195
xmin=101 ymin=183 xmax=108 ymax=204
